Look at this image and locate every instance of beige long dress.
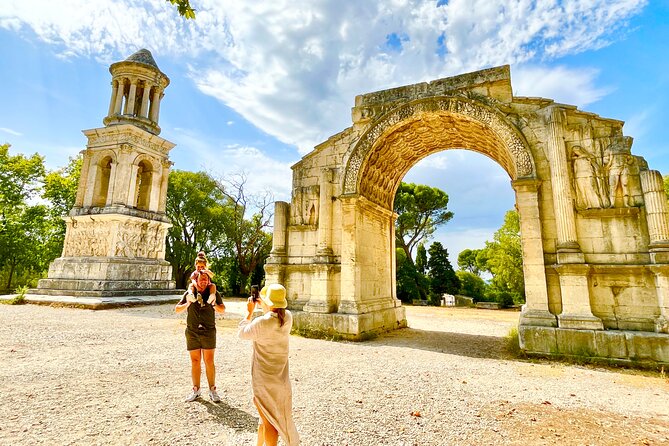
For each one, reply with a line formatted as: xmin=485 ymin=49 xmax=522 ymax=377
xmin=238 ymin=311 xmax=299 ymax=445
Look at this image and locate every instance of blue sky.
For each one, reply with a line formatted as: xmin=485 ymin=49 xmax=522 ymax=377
xmin=1 ymin=0 xmax=668 ymax=264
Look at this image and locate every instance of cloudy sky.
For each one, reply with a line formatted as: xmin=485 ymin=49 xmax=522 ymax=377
xmin=1 ymin=0 xmax=668 ymax=264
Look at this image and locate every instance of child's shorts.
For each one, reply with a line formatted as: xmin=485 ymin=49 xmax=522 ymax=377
xmin=185 ymin=326 xmax=217 ymax=350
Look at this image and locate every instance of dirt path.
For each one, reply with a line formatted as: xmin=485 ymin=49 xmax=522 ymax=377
xmin=1 ymin=302 xmax=667 ymax=445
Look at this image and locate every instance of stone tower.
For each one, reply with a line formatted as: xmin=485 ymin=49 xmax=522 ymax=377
xmin=35 ymin=49 xmax=176 ymax=297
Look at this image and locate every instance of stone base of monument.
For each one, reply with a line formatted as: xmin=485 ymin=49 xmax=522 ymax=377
xmin=291 ymin=306 xmax=407 ymax=341
xmin=519 ymin=325 xmax=669 ymax=365
xmin=3 ymin=293 xmax=183 ymax=309
xmin=29 ymin=256 xmax=178 ymax=304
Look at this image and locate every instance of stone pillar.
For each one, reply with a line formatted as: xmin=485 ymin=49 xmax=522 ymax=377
xmin=126 ymin=79 xmax=138 ymax=117
xmin=316 ymin=168 xmax=334 ymax=257
xmin=640 ymin=170 xmax=669 ymax=263
xmin=544 ymin=106 xmax=583 ymax=263
xmin=75 ymin=150 xmax=92 ymax=207
xmin=555 ymin=264 xmax=603 ymax=329
xmin=150 ymin=88 xmax=162 ymax=122
xmin=512 ymin=178 xmax=557 ymax=327
xmin=149 ymin=165 xmax=161 ymax=213
xmin=82 ymin=157 xmax=98 ymax=207
xmin=105 ymin=161 xmax=117 ymax=206
xmin=650 ymin=265 xmax=669 ymax=333
xmin=140 ymin=83 xmax=151 ymax=118
xmin=126 ymin=164 xmax=140 ymax=208
xmin=113 ymin=79 xmax=125 ymax=115
xmin=338 ymin=196 xmax=362 ymax=314
xmin=265 ymin=201 xmax=289 ymax=286
xmin=108 ymin=81 xmax=119 ymax=117
xmin=158 ymin=160 xmax=171 ymax=213
xmin=390 ymin=212 xmax=397 ymax=301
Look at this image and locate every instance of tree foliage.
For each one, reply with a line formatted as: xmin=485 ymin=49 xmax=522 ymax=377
xmin=664 ymin=174 xmax=669 ymax=201
xmin=165 ymin=170 xmax=228 ymax=288
xmin=415 ymin=243 xmax=427 ymax=275
xmin=167 ymin=0 xmax=196 ymax=19
xmin=457 ymin=248 xmax=484 ymax=275
xmin=395 ymin=248 xmax=429 ymax=303
xmin=427 ymin=241 xmax=460 ymax=303
xmin=214 ymin=173 xmax=273 ymax=295
xmin=0 ymin=144 xmax=73 ymax=289
xmin=482 ymin=210 xmax=524 ymax=303
xmin=456 ymin=270 xmax=486 ymax=301
xmin=393 ymin=182 xmax=454 ymax=263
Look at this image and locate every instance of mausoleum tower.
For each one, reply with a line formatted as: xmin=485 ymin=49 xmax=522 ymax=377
xmin=34 ymin=49 xmax=176 ymax=297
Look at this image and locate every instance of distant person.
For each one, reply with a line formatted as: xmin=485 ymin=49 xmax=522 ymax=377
xmin=238 ymin=284 xmax=299 ymax=446
xmin=175 ymin=253 xmax=226 ymax=403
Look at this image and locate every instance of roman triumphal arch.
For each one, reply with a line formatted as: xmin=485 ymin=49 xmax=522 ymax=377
xmin=266 ymin=65 xmax=669 ymax=364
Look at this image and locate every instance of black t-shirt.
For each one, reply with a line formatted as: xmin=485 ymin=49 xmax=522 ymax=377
xmin=179 ymin=288 xmax=223 ymax=330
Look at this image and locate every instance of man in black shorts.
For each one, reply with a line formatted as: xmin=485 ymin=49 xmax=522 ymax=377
xmin=175 ymin=271 xmax=226 ymax=402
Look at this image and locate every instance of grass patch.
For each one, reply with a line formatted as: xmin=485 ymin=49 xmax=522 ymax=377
xmin=1 ymin=285 xmax=28 ymax=305
xmin=503 ymin=326 xmax=524 ymax=358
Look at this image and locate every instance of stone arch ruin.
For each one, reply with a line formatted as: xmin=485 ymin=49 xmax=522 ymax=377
xmin=266 ymin=65 xmax=669 ymax=363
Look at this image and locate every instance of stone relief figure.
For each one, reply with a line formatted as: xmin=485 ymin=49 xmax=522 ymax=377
xmin=571 ymin=146 xmax=604 ymax=209
xmin=604 ymin=137 xmax=639 ymax=208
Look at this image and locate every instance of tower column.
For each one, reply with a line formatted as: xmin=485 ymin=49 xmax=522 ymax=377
xmin=140 ymin=82 xmax=151 ymax=118
xmin=150 ymin=88 xmax=162 ymax=122
xmin=113 ymin=79 xmax=125 ymax=114
xmin=108 ymin=80 xmax=119 ymax=117
xmin=126 ymin=78 xmax=138 ymax=117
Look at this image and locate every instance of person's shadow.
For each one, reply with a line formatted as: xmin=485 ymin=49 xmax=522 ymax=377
xmin=197 ymin=399 xmax=258 ymax=432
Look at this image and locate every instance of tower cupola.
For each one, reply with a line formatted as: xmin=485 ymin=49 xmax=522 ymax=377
xmin=103 ymin=49 xmax=170 ymax=135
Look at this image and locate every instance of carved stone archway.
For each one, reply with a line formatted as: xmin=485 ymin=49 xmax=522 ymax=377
xmin=267 ymin=65 xmax=669 ymax=364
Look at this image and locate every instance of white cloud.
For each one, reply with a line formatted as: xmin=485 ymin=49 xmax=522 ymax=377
xmin=512 ymin=65 xmax=612 ymax=108
xmin=170 ymin=128 xmax=293 ymax=202
xmin=0 ymin=127 xmax=22 ymax=136
xmin=0 ymin=0 xmax=647 ymax=153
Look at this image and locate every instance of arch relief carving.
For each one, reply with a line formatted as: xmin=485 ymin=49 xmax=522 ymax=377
xmin=342 ymin=97 xmax=534 ymax=199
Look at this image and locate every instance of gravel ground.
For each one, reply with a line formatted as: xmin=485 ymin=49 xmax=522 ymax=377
xmin=1 ymin=300 xmax=668 ymax=446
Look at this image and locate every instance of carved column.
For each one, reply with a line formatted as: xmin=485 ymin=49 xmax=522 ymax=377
xmin=264 ymin=201 xmax=289 ymax=287
xmin=108 ymin=80 xmax=119 ymax=117
xmin=148 ymin=165 xmax=161 ymax=213
xmin=640 ymin=169 xmax=669 ymax=263
xmin=544 ymin=106 xmax=583 ymax=263
xmin=75 ymin=150 xmax=92 ymax=207
xmin=555 ymin=264 xmax=603 ymax=329
xmin=158 ymin=160 xmax=171 ymax=213
xmin=140 ymin=83 xmax=151 ymax=118
xmin=82 ymin=157 xmax=98 ymax=207
xmin=113 ymin=79 xmax=125 ymax=115
xmin=512 ymin=178 xmax=556 ymax=327
xmin=650 ymin=265 xmax=669 ymax=333
xmin=338 ymin=196 xmax=362 ymax=314
xmin=126 ymin=164 xmax=140 ymax=208
xmin=105 ymin=161 xmax=117 ymax=206
xmin=317 ymin=168 xmax=334 ymax=256
xmin=150 ymin=88 xmax=162 ymax=122
xmin=126 ymin=79 xmax=138 ymax=117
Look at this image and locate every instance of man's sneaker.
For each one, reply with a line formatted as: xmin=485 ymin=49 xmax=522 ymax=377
xmin=185 ymin=387 xmax=200 ymax=402
xmin=209 ymin=386 xmax=221 ymax=403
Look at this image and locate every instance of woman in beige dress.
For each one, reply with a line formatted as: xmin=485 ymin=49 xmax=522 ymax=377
xmin=238 ymin=284 xmax=299 ymax=446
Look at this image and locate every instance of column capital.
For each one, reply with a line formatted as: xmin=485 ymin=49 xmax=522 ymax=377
xmin=511 ymin=178 xmax=542 ymax=193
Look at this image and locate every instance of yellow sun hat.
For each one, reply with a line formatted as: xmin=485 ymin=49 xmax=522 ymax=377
xmin=259 ymin=283 xmax=287 ymax=309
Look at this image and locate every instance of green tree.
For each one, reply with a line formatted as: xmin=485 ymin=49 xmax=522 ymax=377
xmin=427 ymin=241 xmax=460 ymax=305
xmin=415 ymin=243 xmax=427 ymax=275
xmin=393 ymin=182 xmax=454 ymax=263
xmin=664 ymin=174 xmax=669 ymax=201
xmin=165 ymin=170 xmax=228 ymax=288
xmin=215 ymin=173 xmax=273 ymax=295
xmin=0 ymin=144 xmax=49 ymax=289
xmin=41 ymin=156 xmax=82 ymax=259
xmin=457 ymin=248 xmax=483 ymax=275
xmin=395 ymin=248 xmax=429 ymax=303
xmin=456 ymin=270 xmax=486 ymax=301
xmin=484 ymin=210 xmax=524 ymax=303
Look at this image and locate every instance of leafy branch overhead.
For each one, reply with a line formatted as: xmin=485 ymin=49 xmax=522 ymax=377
xmin=167 ymin=0 xmax=196 ymax=19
